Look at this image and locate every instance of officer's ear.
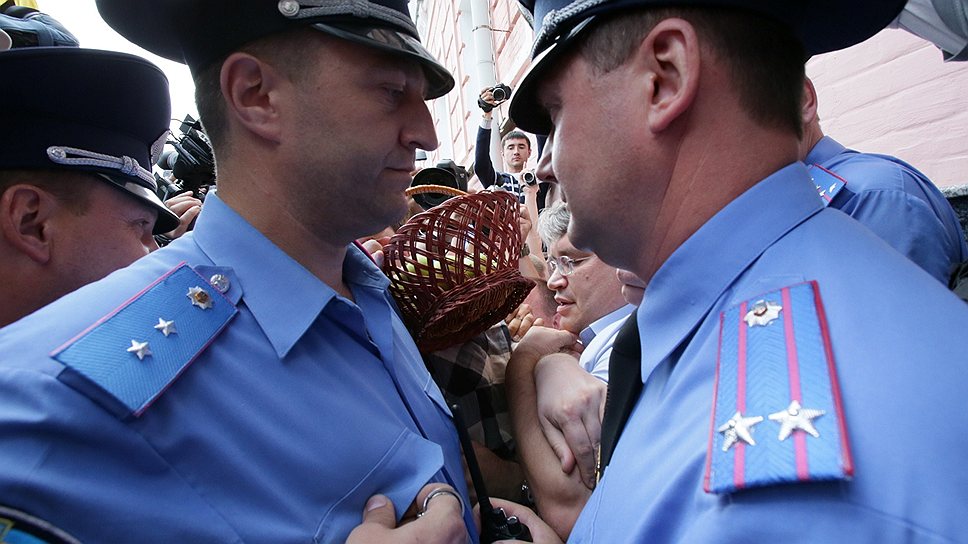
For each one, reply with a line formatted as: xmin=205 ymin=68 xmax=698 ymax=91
xmin=220 ymin=52 xmax=284 ymax=144
xmin=801 ymin=76 xmax=819 ymax=126
xmin=0 ymin=184 xmax=57 ymax=264
xmin=633 ymin=17 xmax=701 ymax=134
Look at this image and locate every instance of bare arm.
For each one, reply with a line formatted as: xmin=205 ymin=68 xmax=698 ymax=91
xmin=534 ymin=357 xmax=606 ymax=489
xmin=522 ymin=183 xmax=546 ymax=278
xmin=506 ymin=327 xmax=591 ymax=540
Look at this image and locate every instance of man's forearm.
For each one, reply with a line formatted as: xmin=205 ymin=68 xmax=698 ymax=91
xmin=507 ymin=351 xmax=592 ymax=540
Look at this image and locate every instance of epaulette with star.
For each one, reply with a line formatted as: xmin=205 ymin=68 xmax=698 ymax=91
xmin=52 ymin=263 xmax=237 ymax=420
xmin=703 ymin=281 xmax=853 ymax=494
xmin=808 ymin=164 xmax=848 ymax=206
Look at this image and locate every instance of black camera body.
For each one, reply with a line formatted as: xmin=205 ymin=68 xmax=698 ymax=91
xmin=157 ymin=114 xmax=215 ymax=201
xmin=478 ymin=83 xmax=513 ymax=113
xmin=410 ymin=160 xmax=469 ymax=210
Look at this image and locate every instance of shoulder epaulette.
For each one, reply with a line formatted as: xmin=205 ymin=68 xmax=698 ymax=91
xmin=703 ymin=281 xmax=853 ymax=494
xmin=52 ymin=263 xmax=237 ymax=420
xmin=808 ymin=164 xmax=848 ymax=206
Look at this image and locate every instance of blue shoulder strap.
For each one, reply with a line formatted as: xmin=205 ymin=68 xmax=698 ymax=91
xmin=52 ymin=263 xmax=237 ymax=420
xmin=808 ymin=163 xmax=848 ymax=206
xmin=704 ymin=281 xmax=853 ymax=494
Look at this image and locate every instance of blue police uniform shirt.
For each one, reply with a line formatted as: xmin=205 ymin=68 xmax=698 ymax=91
xmin=569 ymin=163 xmax=968 ymax=542
xmin=0 ymin=192 xmax=476 ymax=543
xmin=577 ymin=304 xmax=634 ymax=382
xmin=806 ymin=135 xmax=968 ymax=283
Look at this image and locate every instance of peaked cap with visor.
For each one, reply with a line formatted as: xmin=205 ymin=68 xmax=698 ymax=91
xmin=95 ymin=0 xmax=454 ymax=100
xmin=509 ymin=0 xmax=909 ymax=134
xmin=0 ymin=47 xmax=180 ymax=233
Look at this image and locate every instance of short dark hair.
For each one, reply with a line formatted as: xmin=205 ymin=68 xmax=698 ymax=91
xmin=502 ymin=130 xmax=532 ymax=149
xmin=193 ymin=28 xmax=319 ymax=158
xmin=576 ymin=7 xmax=806 ymax=137
xmin=0 ymin=169 xmax=93 ymax=214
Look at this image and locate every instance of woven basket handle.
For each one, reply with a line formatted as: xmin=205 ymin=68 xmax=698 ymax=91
xmin=405 ymin=184 xmax=468 ymax=198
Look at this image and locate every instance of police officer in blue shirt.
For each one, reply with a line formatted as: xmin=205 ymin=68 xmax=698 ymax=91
xmin=0 ymin=1 xmax=474 ymax=542
xmin=800 ymin=76 xmax=968 ymax=284
xmin=490 ymin=0 xmax=968 ymax=542
xmin=0 ymin=46 xmax=180 ymax=328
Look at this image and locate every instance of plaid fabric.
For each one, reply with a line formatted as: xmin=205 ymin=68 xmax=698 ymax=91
xmin=424 ymin=323 xmax=516 ymax=459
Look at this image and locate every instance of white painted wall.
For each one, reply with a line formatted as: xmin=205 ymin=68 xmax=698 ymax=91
xmin=809 ymin=28 xmax=968 ymax=187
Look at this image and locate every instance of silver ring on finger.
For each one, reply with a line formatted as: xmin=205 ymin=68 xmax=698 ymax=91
xmin=417 ymin=488 xmax=465 ymax=518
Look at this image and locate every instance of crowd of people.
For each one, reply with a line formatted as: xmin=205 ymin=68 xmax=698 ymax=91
xmin=1 ymin=0 xmax=968 ymax=542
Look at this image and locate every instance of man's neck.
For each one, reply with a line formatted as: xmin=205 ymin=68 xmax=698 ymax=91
xmin=636 ymin=126 xmax=800 ymax=285
xmin=215 ymin=169 xmax=354 ymax=301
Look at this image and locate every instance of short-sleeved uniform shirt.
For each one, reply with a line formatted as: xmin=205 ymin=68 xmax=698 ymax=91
xmin=0 ymin=193 xmax=476 ymax=543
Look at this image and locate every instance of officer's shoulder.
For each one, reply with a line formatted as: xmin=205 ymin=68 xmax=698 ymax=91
xmin=704 ymin=281 xmax=851 ymax=494
xmin=823 ymin=151 xmax=911 ymax=192
xmin=21 ymin=261 xmax=238 ymax=419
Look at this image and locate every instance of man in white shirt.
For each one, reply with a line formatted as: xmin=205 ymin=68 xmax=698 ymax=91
xmin=504 ymin=201 xmax=632 ymax=538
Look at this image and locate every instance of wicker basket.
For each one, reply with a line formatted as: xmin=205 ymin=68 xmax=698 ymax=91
xmin=384 ymin=191 xmax=535 ymax=353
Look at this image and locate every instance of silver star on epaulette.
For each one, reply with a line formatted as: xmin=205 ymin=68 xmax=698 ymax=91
xmin=187 ymin=286 xmax=213 ymax=309
xmin=126 ymin=339 xmax=152 ymax=361
xmin=717 ymin=411 xmax=764 ymax=452
xmin=768 ymin=400 xmax=825 ymax=441
xmin=743 ymin=299 xmax=782 ymax=327
xmin=154 ymin=317 xmax=177 ymax=337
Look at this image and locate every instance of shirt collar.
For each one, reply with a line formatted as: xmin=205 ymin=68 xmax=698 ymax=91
xmin=192 ymin=193 xmax=387 ymax=358
xmin=636 ymin=163 xmax=824 ymax=383
xmin=805 ymin=135 xmax=847 ymax=165
xmin=579 ymin=304 xmax=635 ymax=346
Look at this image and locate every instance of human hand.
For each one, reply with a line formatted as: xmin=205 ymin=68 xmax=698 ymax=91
xmin=347 ymin=484 xmax=469 ymax=544
xmin=479 ymin=87 xmax=496 ymax=118
xmin=480 ymin=498 xmax=564 ymax=544
xmin=505 ymin=303 xmax=544 ymax=342
xmin=359 ymin=236 xmax=392 ymax=268
xmin=479 ymin=86 xmax=498 ymax=107
xmin=512 ymin=326 xmax=581 ymax=365
xmin=163 ymin=193 xmax=202 ymax=239
xmin=518 ymin=204 xmax=533 ymax=242
xmin=534 ymin=357 xmax=606 ymax=489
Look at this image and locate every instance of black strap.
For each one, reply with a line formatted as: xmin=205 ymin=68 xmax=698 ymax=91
xmin=598 ymin=315 xmax=642 ymax=473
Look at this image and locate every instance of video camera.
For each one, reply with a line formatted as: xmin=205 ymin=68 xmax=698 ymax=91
xmin=478 ymin=83 xmax=512 ymax=113
xmin=156 ymin=114 xmax=215 ymax=201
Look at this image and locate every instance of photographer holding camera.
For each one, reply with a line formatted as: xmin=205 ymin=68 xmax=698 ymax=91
xmin=476 ymin=85 xmax=536 ymax=205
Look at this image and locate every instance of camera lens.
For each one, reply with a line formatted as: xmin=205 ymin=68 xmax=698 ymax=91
xmin=522 ymin=171 xmax=536 ymax=186
xmin=492 ymin=87 xmax=508 ymax=101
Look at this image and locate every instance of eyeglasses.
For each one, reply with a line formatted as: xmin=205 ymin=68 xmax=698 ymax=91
xmin=546 ymin=255 xmax=592 ymax=277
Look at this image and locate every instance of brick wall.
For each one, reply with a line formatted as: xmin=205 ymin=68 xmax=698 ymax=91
xmin=414 ymin=0 xmax=533 ymax=174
